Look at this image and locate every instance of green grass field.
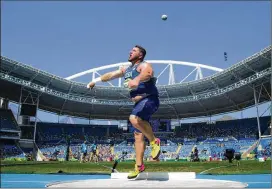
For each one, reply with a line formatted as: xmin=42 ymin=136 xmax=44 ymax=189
xmin=1 ymin=160 xmax=271 ymax=175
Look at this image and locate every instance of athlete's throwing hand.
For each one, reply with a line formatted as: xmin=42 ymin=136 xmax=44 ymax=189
xmin=87 ymin=81 xmax=96 ymax=89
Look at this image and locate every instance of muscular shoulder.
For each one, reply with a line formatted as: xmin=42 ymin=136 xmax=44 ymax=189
xmin=138 ymin=62 xmax=153 ymax=73
xmin=120 ymin=63 xmax=132 ymax=73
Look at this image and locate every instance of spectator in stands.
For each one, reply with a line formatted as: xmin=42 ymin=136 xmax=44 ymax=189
xmin=52 ymin=146 xmax=60 ymax=160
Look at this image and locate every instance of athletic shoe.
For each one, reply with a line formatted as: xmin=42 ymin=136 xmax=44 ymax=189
xmin=150 ymin=138 xmax=161 ymax=160
xmin=127 ymin=164 xmax=145 ymax=179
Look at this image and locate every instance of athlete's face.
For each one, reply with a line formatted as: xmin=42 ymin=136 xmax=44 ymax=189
xmin=128 ymin=47 xmax=142 ymax=62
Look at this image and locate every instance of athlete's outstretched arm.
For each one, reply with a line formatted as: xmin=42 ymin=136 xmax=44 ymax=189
xmin=100 ymin=69 xmax=124 ymax=82
xmin=87 ymin=66 xmax=127 ymax=89
xmin=128 ymin=62 xmax=153 ymax=89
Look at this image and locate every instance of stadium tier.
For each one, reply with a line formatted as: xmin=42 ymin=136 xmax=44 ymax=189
xmin=0 ymin=46 xmax=271 ymax=119
xmin=0 ymin=108 xmax=21 ymax=141
xmin=0 ymin=108 xmax=20 ymax=131
xmin=257 ymin=138 xmax=271 ymax=159
xmin=1 ymin=113 xmax=270 ymax=161
xmin=35 ymin=122 xmax=124 ymax=144
xmin=1 ymin=141 xmax=26 ymax=160
xmin=174 ymin=116 xmax=270 ymax=141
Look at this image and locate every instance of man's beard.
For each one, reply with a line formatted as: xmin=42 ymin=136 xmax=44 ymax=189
xmin=128 ymin=56 xmax=134 ymax=62
xmin=128 ymin=56 xmax=139 ymax=63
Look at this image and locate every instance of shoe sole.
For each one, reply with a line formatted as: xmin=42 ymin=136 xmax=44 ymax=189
xmin=127 ymin=169 xmax=145 ymax=180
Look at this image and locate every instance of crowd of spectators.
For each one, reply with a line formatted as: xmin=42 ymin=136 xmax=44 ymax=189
xmin=174 ymin=116 xmax=270 ymax=141
xmin=1 ymin=108 xmax=270 ymax=161
xmin=1 ymin=144 xmax=25 ymax=159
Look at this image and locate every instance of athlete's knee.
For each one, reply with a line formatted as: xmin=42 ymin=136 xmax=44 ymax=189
xmin=129 ymin=115 xmax=142 ymax=128
xmin=130 ymin=115 xmax=146 ymax=127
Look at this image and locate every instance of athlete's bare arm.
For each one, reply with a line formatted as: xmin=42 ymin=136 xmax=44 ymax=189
xmin=87 ymin=66 xmax=127 ymax=89
xmin=128 ymin=62 xmax=153 ymax=89
xmin=100 ymin=69 xmax=124 ymax=82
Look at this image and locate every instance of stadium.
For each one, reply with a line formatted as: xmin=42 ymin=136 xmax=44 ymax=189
xmin=1 ymin=44 xmax=271 ymax=187
xmin=1 ymin=1 xmax=271 ymax=188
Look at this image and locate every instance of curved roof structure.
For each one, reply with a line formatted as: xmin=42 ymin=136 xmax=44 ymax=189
xmin=0 ymin=46 xmax=271 ymax=120
xmin=65 ymin=60 xmax=224 ymax=82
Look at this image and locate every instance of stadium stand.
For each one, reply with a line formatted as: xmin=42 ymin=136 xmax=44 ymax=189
xmin=1 ymin=142 xmax=25 ymax=160
xmin=257 ymin=138 xmax=271 ymax=159
xmin=1 ymin=114 xmax=270 ymax=162
xmin=174 ymin=116 xmax=270 ymax=142
xmin=0 ymin=108 xmax=20 ymax=131
xmin=35 ymin=122 xmax=123 ymax=144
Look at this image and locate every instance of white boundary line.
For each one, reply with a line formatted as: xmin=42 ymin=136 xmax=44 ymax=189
xmin=199 ymin=165 xmax=233 ymax=175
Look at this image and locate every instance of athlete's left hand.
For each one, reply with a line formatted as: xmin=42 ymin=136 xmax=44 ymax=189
xmin=87 ymin=81 xmax=96 ymax=89
xmin=128 ymin=79 xmax=139 ymax=89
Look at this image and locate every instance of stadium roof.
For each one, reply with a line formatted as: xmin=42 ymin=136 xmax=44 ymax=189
xmin=0 ymin=46 xmax=271 ymax=120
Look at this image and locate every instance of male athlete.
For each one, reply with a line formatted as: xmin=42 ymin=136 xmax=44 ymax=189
xmin=87 ymin=45 xmax=161 ymax=179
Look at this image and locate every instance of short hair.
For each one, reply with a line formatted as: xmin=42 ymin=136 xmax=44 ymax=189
xmin=135 ymin=45 xmax=146 ymax=60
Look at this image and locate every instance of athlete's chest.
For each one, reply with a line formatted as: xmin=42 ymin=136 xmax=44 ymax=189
xmin=124 ymin=66 xmax=140 ymax=79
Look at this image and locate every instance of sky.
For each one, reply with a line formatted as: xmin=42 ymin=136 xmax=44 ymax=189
xmin=1 ymin=1 xmax=271 ymax=124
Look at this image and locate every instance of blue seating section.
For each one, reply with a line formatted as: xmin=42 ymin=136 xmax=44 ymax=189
xmin=35 ymin=122 xmax=121 ymax=144
xmin=175 ymin=116 xmax=270 ymax=140
xmin=0 ymin=109 xmax=20 ymax=131
xmin=257 ymin=138 xmax=271 ymax=158
xmin=38 ymin=144 xmax=67 ymax=159
xmin=2 ymin=144 xmax=25 ymax=159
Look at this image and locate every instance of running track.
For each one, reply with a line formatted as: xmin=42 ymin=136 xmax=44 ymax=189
xmin=1 ymin=174 xmax=271 ymax=188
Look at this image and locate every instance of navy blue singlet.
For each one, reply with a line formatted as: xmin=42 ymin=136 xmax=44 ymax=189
xmin=124 ymin=62 xmax=159 ymax=98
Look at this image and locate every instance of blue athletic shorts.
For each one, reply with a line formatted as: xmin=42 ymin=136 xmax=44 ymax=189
xmin=130 ymin=95 xmax=160 ymax=133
